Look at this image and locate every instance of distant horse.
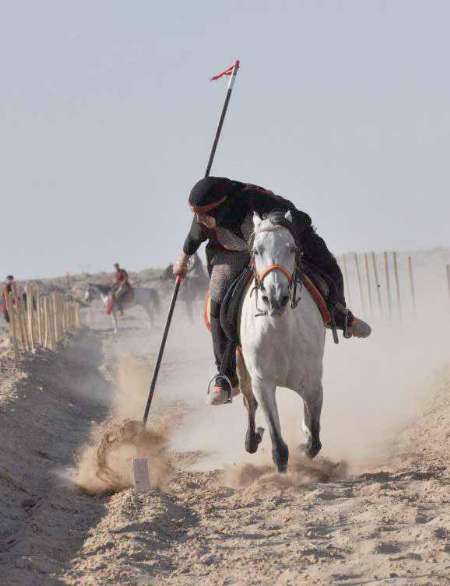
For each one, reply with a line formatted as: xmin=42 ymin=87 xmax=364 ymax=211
xmin=84 ymin=283 xmax=160 ymax=334
xmin=237 ymin=212 xmax=325 ymax=472
xmin=161 ymin=253 xmax=208 ymax=321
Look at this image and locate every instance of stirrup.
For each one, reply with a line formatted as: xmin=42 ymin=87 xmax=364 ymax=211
xmin=207 ymin=374 xmax=239 ymax=405
xmin=207 ymin=374 xmax=232 ymax=403
xmin=343 ymin=309 xmax=352 ymax=339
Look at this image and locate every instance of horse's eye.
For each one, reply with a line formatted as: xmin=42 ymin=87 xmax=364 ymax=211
xmin=289 ymin=245 xmax=296 ymax=254
xmin=253 ymin=249 xmax=259 ymax=256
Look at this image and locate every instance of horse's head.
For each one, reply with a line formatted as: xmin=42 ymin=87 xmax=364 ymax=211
xmin=251 ymin=211 xmax=299 ymax=316
xmin=84 ymin=284 xmax=94 ymax=303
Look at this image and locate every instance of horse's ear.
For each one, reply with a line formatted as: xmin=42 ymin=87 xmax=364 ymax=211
xmin=284 ymin=210 xmax=293 ymax=223
xmin=253 ymin=212 xmax=262 ymax=231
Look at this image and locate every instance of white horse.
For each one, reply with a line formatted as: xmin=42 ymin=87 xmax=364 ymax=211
xmin=237 ymin=212 xmax=325 ymax=472
xmin=84 ymin=283 xmax=160 ymax=334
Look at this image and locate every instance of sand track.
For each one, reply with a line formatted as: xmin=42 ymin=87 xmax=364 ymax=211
xmin=0 ymin=331 xmax=112 ymax=585
xmin=0 ymin=311 xmax=449 ymax=585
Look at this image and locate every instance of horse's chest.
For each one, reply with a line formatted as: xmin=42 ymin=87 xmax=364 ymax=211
xmin=243 ymin=328 xmax=294 ymax=381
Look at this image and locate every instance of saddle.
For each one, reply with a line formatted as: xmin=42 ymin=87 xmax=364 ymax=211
xmin=106 ymin=285 xmax=134 ymax=315
xmin=204 ymin=265 xmax=333 ymax=344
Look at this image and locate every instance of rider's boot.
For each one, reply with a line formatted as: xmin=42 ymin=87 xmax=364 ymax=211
xmin=208 ymin=316 xmax=240 ymax=405
xmin=302 ymin=230 xmax=372 ymax=339
xmin=334 ymin=304 xmax=372 ymax=339
xmin=348 ymin=315 xmax=371 ymax=338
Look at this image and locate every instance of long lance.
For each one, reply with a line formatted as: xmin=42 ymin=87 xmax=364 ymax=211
xmin=143 ymin=60 xmax=241 ymax=425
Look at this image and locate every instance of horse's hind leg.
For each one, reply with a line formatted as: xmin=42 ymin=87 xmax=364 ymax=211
xmin=252 ymin=379 xmax=289 ymax=472
xmin=111 ymin=311 xmax=118 ymax=334
xmin=299 ymin=383 xmax=323 ymax=459
xmin=237 ymin=353 xmax=263 ymax=454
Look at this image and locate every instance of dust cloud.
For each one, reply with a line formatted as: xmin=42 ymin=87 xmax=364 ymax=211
xmin=74 ymin=355 xmax=174 ymax=495
xmin=167 ymin=269 xmax=450 ymax=475
xmin=75 ymin=253 xmax=450 ymax=490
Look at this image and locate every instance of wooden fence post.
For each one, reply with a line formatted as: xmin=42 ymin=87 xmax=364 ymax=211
xmin=393 ymin=251 xmax=402 ymax=321
xmin=353 ymin=253 xmax=366 ymax=315
xmin=408 ymin=256 xmax=416 ymax=313
xmin=371 ymin=252 xmax=383 ymax=317
xmin=44 ymin=296 xmax=51 ymax=349
xmin=51 ymin=293 xmax=58 ymax=344
xmin=384 ymin=252 xmax=392 ymax=320
xmin=47 ymin=296 xmax=54 ymax=350
xmin=364 ymin=253 xmax=373 ymax=316
xmin=17 ymin=295 xmax=30 ymax=351
xmin=26 ymin=285 xmax=34 ymax=351
xmin=75 ymin=302 xmax=81 ymax=328
xmin=342 ymin=253 xmax=352 ymax=307
xmin=35 ymin=288 xmax=42 ymax=346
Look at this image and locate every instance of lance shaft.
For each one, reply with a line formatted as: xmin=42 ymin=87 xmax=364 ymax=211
xmin=205 ymin=60 xmax=240 ymax=177
xmin=143 ymin=60 xmax=240 ymax=425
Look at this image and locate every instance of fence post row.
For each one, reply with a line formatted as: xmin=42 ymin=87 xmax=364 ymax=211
xmin=4 ymin=287 xmax=81 ymax=355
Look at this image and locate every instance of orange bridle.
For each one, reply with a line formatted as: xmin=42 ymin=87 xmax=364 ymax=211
xmin=255 ymin=263 xmax=294 ymax=287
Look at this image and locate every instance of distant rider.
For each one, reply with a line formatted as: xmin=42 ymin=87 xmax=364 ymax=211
xmin=112 ymin=263 xmax=130 ymax=314
xmin=173 ymin=177 xmax=371 ymax=405
xmin=2 ymin=275 xmax=18 ymax=323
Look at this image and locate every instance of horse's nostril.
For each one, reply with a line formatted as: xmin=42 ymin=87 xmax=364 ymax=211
xmin=281 ymin=295 xmax=289 ymax=306
xmin=262 ymin=295 xmax=269 ymax=305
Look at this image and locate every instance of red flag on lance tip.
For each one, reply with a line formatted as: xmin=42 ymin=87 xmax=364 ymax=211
xmin=210 ymin=60 xmax=240 ymax=81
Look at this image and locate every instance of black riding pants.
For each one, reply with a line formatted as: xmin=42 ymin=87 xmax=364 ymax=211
xmin=208 ymin=248 xmax=250 ymax=385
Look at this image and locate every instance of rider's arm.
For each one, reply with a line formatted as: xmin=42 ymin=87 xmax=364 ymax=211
xmin=182 ymin=217 xmax=208 ymax=256
xmin=174 ymin=219 xmax=207 ymax=278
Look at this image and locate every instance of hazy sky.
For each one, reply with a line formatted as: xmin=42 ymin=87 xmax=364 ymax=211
xmin=2 ymin=0 xmax=449 ymax=278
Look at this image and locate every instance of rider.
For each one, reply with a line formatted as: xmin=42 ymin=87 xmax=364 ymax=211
xmin=112 ymin=263 xmax=130 ymax=314
xmin=2 ymin=275 xmax=18 ymax=323
xmin=173 ymin=177 xmax=371 ymax=405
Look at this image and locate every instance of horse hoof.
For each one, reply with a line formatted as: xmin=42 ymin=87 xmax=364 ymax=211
xmin=304 ymin=438 xmax=322 ymax=459
xmin=245 ymin=429 xmax=260 ymax=454
xmin=255 ymin=427 xmax=265 ymax=444
xmin=273 ymin=443 xmax=289 ymax=473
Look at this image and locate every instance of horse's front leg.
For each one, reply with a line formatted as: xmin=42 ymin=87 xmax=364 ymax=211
xmin=111 ymin=309 xmax=118 ymax=334
xmin=237 ymin=354 xmax=264 ymax=454
xmin=299 ymin=382 xmax=323 ymax=459
xmin=252 ymin=378 xmax=289 ymax=472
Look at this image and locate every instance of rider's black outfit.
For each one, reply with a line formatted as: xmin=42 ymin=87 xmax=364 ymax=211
xmin=184 ymin=180 xmax=345 ymax=304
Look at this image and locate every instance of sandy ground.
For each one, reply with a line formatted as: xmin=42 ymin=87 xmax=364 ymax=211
xmin=0 ymin=283 xmax=449 ymax=585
